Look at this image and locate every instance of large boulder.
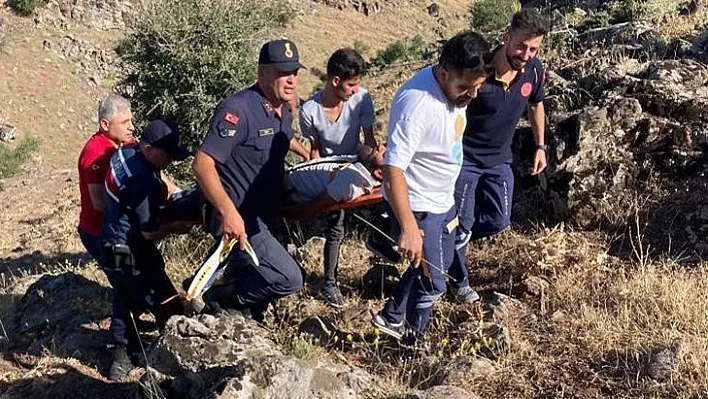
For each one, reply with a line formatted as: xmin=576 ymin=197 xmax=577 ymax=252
xmin=149 ymin=314 xmax=377 ymax=398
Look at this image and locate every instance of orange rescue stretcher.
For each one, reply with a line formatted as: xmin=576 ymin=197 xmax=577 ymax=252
xmin=164 ymin=186 xmax=383 ymax=227
xmin=321 ymin=186 xmax=383 ymax=213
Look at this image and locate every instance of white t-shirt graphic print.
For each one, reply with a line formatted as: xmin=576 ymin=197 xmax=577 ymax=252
xmin=383 ymin=66 xmax=467 ymax=214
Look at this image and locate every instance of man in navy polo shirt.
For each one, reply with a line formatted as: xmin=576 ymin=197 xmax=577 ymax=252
xmin=192 ymin=39 xmax=306 ymax=321
xmin=450 ymin=8 xmax=550 ymax=299
xmin=101 ymin=119 xmax=194 ymax=381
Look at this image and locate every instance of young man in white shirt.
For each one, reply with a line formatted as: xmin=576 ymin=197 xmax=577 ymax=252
xmin=372 ymin=31 xmax=492 ymax=342
xmin=299 ymin=48 xmax=377 ymax=307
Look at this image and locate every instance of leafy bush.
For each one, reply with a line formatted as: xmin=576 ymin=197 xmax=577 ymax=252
xmin=116 ymin=0 xmax=291 ymax=157
xmin=370 ymin=35 xmax=425 ymax=68
xmin=578 ymin=10 xmax=611 ymax=31
xmin=469 ymin=0 xmax=521 ymax=33
xmin=353 ymin=40 xmax=370 ymax=58
xmin=12 ymin=0 xmax=46 ymax=16
xmin=0 ymin=137 xmax=39 ymax=179
xmin=12 ymin=0 xmax=47 ymax=16
xmin=608 ymin=0 xmax=650 ymax=23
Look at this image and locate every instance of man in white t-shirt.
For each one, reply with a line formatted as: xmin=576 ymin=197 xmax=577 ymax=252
xmin=299 ymin=48 xmax=377 ymax=307
xmin=372 ymin=31 xmax=492 ymax=343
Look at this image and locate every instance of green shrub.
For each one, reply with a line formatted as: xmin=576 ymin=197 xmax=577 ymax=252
xmin=12 ymin=0 xmax=46 ymax=16
xmin=116 ymin=0 xmax=291 ymax=166
xmin=0 ymin=137 xmax=40 ymax=180
xmin=370 ymin=35 xmax=425 ymax=68
xmin=469 ymin=0 xmax=521 ymax=33
xmin=578 ymin=10 xmax=611 ymax=31
xmin=353 ymin=40 xmax=370 ymax=57
xmin=608 ymin=0 xmax=650 ymax=23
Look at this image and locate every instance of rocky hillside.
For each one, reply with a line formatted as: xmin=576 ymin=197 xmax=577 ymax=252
xmin=0 ymin=0 xmax=707 ymax=398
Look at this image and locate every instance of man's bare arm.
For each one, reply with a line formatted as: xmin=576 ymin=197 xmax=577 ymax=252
xmin=142 ymin=220 xmax=195 ymax=241
xmin=362 ymin=126 xmax=377 ymax=148
xmin=310 ymin=137 xmax=321 ymax=160
xmin=528 ymin=101 xmax=547 ymax=175
xmin=289 ymin=137 xmax=311 ymax=162
xmin=160 ymin=171 xmax=181 ymax=198
xmin=383 ymin=165 xmax=422 ymax=266
xmin=193 ymin=150 xmax=247 ymax=248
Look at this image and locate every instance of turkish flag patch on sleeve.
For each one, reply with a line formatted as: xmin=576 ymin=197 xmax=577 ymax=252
xmin=224 ymin=112 xmax=240 ymax=125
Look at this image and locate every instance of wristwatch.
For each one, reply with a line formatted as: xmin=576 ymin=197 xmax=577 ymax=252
xmin=536 ymin=144 xmax=548 ymax=151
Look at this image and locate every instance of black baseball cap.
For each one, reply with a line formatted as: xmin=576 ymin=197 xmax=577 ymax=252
xmin=141 ymin=119 xmax=189 ymax=161
xmin=258 ymin=39 xmax=306 ymax=72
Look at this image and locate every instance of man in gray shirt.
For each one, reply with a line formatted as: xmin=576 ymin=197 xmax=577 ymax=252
xmin=299 ymin=48 xmax=377 ymax=307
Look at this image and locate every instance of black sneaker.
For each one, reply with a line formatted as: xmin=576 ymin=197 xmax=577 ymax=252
xmin=366 ymin=234 xmax=401 ymax=263
xmin=319 ymin=284 xmax=346 ymax=308
xmin=134 ymin=318 xmax=157 ymax=332
xmin=372 ymin=313 xmax=404 ymax=340
xmin=108 ymin=345 xmax=135 ymax=381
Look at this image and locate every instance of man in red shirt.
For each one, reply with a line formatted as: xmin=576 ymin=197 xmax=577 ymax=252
xmin=78 ymin=94 xmax=136 ymax=261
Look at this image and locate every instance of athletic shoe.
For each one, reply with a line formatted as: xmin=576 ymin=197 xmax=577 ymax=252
xmin=319 ymin=284 xmax=346 ymax=308
xmin=372 ymin=313 xmax=405 ymax=340
xmin=452 ymin=285 xmax=481 ymax=304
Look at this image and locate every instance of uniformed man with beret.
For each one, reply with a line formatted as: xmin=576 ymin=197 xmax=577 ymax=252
xmin=192 ymin=39 xmax=308 ymax=320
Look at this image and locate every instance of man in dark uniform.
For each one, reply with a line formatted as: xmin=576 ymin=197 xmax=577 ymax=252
xmin=101 ymin=119 xmax=194 ymax=380
xmin=450 ymin=8 xmax=550 ymax=299
xmin=192 ymin=39 xmax=306 ymax=320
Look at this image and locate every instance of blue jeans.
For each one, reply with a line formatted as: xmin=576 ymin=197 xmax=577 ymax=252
xmin=78 ymin=227 xmax=103 ymax=262
xmin=448 ymin=160 xmax=514 ymax=288
xmin=381 ymin=205 xmax=457 ymax=337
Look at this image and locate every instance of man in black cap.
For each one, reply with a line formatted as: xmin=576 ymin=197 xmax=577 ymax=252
xmin=191 ymin=38 xmax=307 ymax=320
xmin=100 ymin=119 xmax=195 ymax=381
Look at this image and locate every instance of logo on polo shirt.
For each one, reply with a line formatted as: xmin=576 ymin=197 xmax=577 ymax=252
xmin=454 ymin=114 xmax=466 ymax=140
xmin=521 ymin=82 xmax=533 ymax=98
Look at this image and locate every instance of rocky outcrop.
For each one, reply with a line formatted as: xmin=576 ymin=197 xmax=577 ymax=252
xmin=42 ymin=35 xmax=117 ymax=85
xmin=309 ymin=0 xmax=409 ymax=15
xmin=0 ymin=117 xmax=17 ymax=142
xmin=515 ymin=53 xmax=708 ymax=253
xmin=148 ymin=314 xmax=378 ymax=398
xmin=36 ymin=0 xmax=141 ymax=30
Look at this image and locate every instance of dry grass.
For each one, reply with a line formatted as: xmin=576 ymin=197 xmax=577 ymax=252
xmin=0 ymin=0 xmax=706 ymax=397
xmin=185 ymin=222 xmax=708 ymax=398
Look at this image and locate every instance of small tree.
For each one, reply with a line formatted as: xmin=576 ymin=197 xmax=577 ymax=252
xmin=608 ymin=0 xmax=650 ymax=23
xmin=12 ymin=0 xmax=47 ymax=16
xmin=469 ymin=0 xmax=521 ymax=33
xmin=116 ymin=0 xmax=291 ymax=156
xmin=370 ymin=35 xmax=426 ymax=68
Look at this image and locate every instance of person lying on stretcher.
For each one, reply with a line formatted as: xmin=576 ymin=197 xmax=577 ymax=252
xmin=281 ymin=143 xmax=385 ymax=219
